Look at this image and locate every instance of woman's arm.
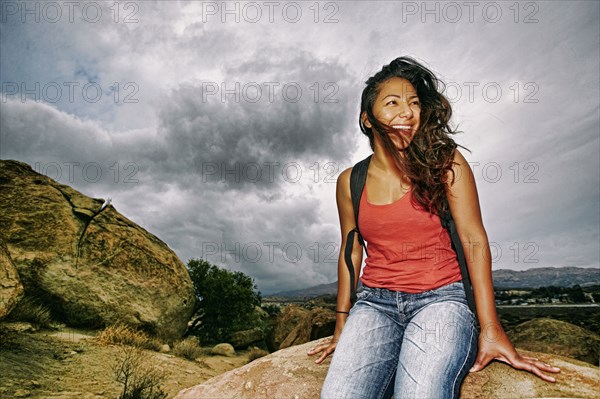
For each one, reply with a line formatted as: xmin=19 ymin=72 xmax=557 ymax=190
xmin=307 ymin=167 xmax=364 ymax=364
xmin=445 ymin=149 xmax=561 ymax=382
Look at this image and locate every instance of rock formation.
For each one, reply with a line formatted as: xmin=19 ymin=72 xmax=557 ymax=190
xmin=508 ymin=317 xmax=600 ymax=366
xmin=272 ymin=305 xmax=336 ymax=350
xmin=175 ymin=337 xmax=600 ymax=399
xmin=272 ymin=305 xmax=309 ymax=349
xmin=0 ymin=235 xmax=24 ymax=319
xmin=279 ymin=307 xmax=335 ymax=349
xmin=230 ymin=327 xmax=266 ymax=349
xmin=212 ymin=343 xmax=236 ymax=357
xmin=0 ymin=160 xmax=196 ymax=338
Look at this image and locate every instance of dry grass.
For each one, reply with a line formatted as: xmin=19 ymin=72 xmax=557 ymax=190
xmin=172 ymin=336 xmax=203 ymax=360
xmin=113 ymin=345 xmax=167 ymax=399
xmin=247 ymin=347 xmax=269 ymax=363
xmin=96 ymin=324 xmax=162 ymax=351
xmin=6 ymin=296 xmax=53 ymax=328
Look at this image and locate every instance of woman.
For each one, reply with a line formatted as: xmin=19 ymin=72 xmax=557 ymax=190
xmin=307 ymin=56 xmax=561 ymax=399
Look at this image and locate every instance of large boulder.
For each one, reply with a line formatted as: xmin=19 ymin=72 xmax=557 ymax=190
xmin=272 ymin=305 xmax=310 ymax=349
xmin=507 ymin=317 xmax=600 ymax=366
xmin=174 ymin=337 xmax=600 ymax=399
xmin=279 ymin=307 xmax=336 ymax=349
xmin=230 ymin=327 xmax=266 ymax=349
xmin=0 ymin=160 xmax=196 ymax=338
xmin=0 ymin=235 xmax=24 ymax=320
xmin=211 ymin=343 xmax=236 ymax=357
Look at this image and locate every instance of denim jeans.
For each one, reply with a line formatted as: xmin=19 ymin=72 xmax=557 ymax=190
xmin=321 ymin=281 xmax=479 ymax=399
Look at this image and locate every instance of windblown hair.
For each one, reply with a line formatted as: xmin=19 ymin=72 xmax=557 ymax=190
xmin=359 ymin=56 xmax=470 ymax=218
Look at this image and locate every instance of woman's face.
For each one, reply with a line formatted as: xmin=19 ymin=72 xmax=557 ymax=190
xmin=363 ymin=77 xmax=421 ymax=150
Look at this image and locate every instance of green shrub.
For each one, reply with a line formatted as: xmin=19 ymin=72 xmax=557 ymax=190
xmin=261 ymin=304 xmax=281 ymax=317
xmin=187 ymin=258 xmax=262 ymax=344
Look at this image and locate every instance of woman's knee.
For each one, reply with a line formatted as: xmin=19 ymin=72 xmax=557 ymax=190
xmin=393 ymin=302 xmax=478 ymax=398
xmin=320 ymin=306 xmax=402 ymax=399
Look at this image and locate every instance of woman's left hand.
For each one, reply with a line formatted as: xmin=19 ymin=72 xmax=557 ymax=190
xmin=469 ymin=324 xmax=561 ymax=382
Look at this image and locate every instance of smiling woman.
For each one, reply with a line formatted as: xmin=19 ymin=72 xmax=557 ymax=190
xmin=362 ymin=77 xmax=421 ymax=152
xmin=306 ymin=56 xmax=561 ymax=399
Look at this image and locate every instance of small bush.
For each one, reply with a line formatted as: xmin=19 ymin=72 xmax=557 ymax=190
xmin=7 ymin=296 xmax=53 ymax=328
xmin=113 ymin=345 xmax=167 ymax=399
xmin=247 ymin=347 xmax=269 ymax=363
xmin=172 ymin=336 xmax=203 ymax=360
xmin=261 ymin=304 xmax=281 ymax=317
xmin=199 ymin=347 xmax=214 ymax=356
xmin=96 ymin=324 xmax=162 ymax=351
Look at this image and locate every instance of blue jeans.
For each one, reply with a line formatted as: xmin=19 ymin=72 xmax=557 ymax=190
xmin=321 ymin=281 xmax=479 ymax=399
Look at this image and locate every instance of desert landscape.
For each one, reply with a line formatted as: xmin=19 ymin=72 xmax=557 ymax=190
xmin=1 ymin=160 xmax=599 ymax=398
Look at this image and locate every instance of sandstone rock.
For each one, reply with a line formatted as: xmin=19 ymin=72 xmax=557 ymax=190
xmin=508 ymin=317 xmax=600 ymax=366
xmin=0 ymin=160 xmax=196 ymax=338
xmin=13 ymin=389 xmax=31 ymax=398
xmin=174 ymin=337 xmax=600 ymax=399
xmin=279 ymin=307 xmax=335 ymax=349
xmin=0 ymin=236 xmax=24 ymax=320
xmin=159 ymin=344 xmax=171 ymax=353
xmin=211 ymin=343 xmax=236 ymax=357
xmin=272 ymin=305 xmax=309 ymax=349
xmin=0 ymin=321 xmax=37 ymax=333
xmin=230 ymin=327 xmax=265 ymax=349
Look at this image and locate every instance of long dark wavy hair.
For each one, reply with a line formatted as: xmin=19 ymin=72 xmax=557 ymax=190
xmin=359 ymin=56 xmax=470 ymax=218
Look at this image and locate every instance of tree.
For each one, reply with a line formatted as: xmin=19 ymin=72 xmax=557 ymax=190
xmin=187 ymin=258 xmax=262 ymax=344
xmin=567 ymin=284 xmax=587 ymax=303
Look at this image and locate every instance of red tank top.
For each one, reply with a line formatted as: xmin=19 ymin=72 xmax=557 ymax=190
xmin=358 ymin=183 xmax=462 ymax=293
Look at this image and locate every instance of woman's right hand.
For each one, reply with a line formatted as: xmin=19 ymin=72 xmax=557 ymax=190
xmin=307 ymin=335 xmax=340 ymax=364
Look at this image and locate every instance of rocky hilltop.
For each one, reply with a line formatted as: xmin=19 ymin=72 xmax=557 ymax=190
xmin=175 ymin=337 xmax=600 ymax=399
xmin=0 ymin=160 xmax=196 ymax=338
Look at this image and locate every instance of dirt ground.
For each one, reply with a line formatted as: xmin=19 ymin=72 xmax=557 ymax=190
xmin=0 ymin=323 xmax=254 ymax=399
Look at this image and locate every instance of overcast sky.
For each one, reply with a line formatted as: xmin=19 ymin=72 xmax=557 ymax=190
xmin=1 ymin=1 xmax=598 ymax=294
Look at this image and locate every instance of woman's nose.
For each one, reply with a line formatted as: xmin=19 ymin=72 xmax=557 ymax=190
xmin=398 ymin=103 xmax=412 ymax=118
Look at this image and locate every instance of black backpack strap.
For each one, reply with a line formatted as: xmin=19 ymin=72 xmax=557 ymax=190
xmin=440 ymin=210 xmax=478 ymax=319
xmin=344 ymin=154 xmax=372 ymax=305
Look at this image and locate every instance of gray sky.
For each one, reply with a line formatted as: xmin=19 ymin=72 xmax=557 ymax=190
xmin=1 ymin=0 xmax=599 ymax=294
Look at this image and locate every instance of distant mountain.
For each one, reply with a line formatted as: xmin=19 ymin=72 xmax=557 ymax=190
xmin=265 ymin=267 xmax=600 ymax=300
xmin=266 ymin=281 xmax=338 ymax=301
xmin=492 ymin=267 xmax=600 ymax=289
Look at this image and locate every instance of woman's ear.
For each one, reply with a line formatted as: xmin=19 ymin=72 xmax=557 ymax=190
xmin=361 ymin=112 xmax=372 ymax=129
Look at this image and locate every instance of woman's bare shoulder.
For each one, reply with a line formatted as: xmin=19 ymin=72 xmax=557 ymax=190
xmin=452 ymin=147 xmax=469 ymax=165
xmin=336 ymin=167 xmax=353 ymax=201
xmin=447 ymin=148 xmax=473 ymax=186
